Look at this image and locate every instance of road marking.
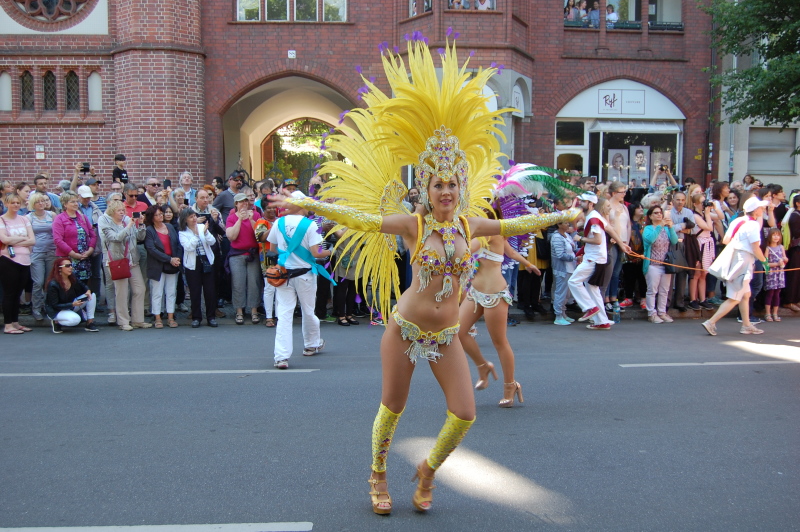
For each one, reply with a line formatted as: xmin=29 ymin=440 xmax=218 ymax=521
xmin=0 ymin=524 xmax=312 ymax=532
xmin=0 ymin=369 xmax=319 ymax=377
xmin=620 ymin=361 xmax=798 ymax=368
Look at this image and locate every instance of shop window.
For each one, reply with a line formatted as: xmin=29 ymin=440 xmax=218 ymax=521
xmin=65 ymin=71 xmax=80 ymax=111
xmin=748 ymin=128 xmax=797 ymax=174
xmin=0 ymin=72 xmax=11 ymax=111
xmin=88 ymin=72 xmax=102 ymax=111
xmin=323 ymin=0 xmax=346 ymax=21
xmin=556 ymin=121 xmax=585 ymax=146
xmin=557 ymin=153 xmax=584 ymax=174
xmin=20 ymin=70 xmax=34 ymax=111
xmin=237 ymin=0 xmax=260 ymax=20
xmin=266 ymin=0 xmax=289 ymax=20
xmin=43 ymin=71 xmax=57 ymax=111
xmin=295 ymin=0 xmax=317 ymax=21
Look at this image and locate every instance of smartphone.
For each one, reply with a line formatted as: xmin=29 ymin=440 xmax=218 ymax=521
xmin=183 ymin=199 xmax=189 ymax=205
xmin=81 ymin=162 xmax=91 ymax=174
xmin=133 ymin=211 xmax=141 ymax=219
xmin=75 ymin=294 xmax=88 ymax=302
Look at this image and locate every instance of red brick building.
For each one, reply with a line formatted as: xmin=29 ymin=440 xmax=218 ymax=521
xmin=0 ymin=0 xmax=716 ymax=189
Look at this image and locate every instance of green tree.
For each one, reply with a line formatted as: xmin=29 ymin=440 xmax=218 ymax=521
xmin=704 ymin=0 xmax=800 ymax=137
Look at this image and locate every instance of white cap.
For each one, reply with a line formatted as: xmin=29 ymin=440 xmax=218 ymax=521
xmin=290 ymin=190 xmax=307 ymax=200
xmin=579 ymin=192 xmax=598 ymax=203
xmin=743 ymin=197 xmax=769 ymax=213
xmin=77 ymin=185 xmax=93 ymax=199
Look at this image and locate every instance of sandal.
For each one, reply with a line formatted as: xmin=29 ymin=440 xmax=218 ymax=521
xmin=168 ymin=319 xmax=178 ymax=328
xmin=765 ymin=315 xmax=774 ymax=322
xmin=14 ymin=325 xmax=32 ymax=332
xmin=474 ymin=361 xmax=498 ymax=390
xmin=337 ymin=317 xmax=350 ymax=326
xmin=4 ymin=328 xmax=24 ymax=334
xmin=235 ymin=314 xmax=244 ymax=325
xmin=264 ymin=318 xmax=276 ymax=328
xmin=368 ymin=474 xmax=392 ymax=515
xmin=154 ymin=319 xmax=164 ymax=329
xmin=411 ymin=462 xmax=436 ymax=512
xmin=774 ymin=314 xmax=781 ymax=322
xmin=251 ymin=314 xmax=260 ymax=324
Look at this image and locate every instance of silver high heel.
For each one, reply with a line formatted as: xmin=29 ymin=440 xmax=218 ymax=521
xmin=474 ymin=361 xmax=498 ymax=390
xmin=499 ymin=381 xmax=524 ymax=407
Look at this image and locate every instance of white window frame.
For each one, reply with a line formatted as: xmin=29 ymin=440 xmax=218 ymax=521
xmin=322 ymin=0 xmax=347 ymax=21
xmin=295 ymin=0 xmax=318 ymax=21
xmin=747 ymin=127 xmax=798 ymax=175
xmin=237 ymin=0 xmax=261 ymax=21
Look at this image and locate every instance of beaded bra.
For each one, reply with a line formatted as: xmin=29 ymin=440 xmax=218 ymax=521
xmin=411 ymin=213 xmax=473 ymax=302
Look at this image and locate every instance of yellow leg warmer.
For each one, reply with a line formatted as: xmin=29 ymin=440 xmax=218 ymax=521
xmin=426 ymin=410 xmax=475 ymax=471
xmin=371 ymin=403 xmax=403 ymax=473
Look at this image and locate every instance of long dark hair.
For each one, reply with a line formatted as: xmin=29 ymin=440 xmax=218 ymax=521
xmin=143 ymin=204 xmax=164 ymax=226
xmin=47 ymin=257 xmax=76 ymax=291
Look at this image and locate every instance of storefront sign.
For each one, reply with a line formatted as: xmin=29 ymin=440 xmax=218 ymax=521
xmin=598 ymin=89 xmax=645 ymax=115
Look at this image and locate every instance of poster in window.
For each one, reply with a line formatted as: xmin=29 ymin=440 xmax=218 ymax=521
xmin=629 ymin=146 xmax=650 ymax=184
xmin=607 ymin=150 xmax=628 ymax=183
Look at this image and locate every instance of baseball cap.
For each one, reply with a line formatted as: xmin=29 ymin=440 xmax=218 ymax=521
xmin=233 ymin=193 xmax=248 ymax=202
xmin=579 ymin=192 xmax=598 ymax=203
xmin=283 ymin=178 xmax=298 ymax=188
xmin=743 ymin=197 xmax=769 ymax=213
xmin=290 ymin=191 xmax=307 ymax=200
xmin=85 ymin=177 xmax=102 ymax=186
xmin=77 ymin=185 xmax=94 ymax=198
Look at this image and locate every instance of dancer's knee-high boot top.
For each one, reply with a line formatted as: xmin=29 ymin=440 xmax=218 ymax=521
xmin=369 ymin=403 xmax=403 ymax=514
xmin=412 ymin=410 xmax=475 ymax=511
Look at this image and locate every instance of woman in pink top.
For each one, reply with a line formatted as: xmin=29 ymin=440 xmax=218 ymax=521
xmin=226 ymin=193 xmax=263 ymax=324
xmin=0 ymin=192 xmax=36 ymax=334
xmin=52 ymin=190 xmax=97 ymax=283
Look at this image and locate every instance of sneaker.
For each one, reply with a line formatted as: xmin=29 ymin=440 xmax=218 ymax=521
xmin=274 ymin=359 xmax=289 ymax=369
xmin=658 ymin=313 xmax=674 ymax=323
xmin=605 ymin=302 xmax=614 ymax=312
xmin=51 ymin=320 xmax=63 ymax=334
xmin=553 ymin=316 xmax=572 ymax=326
xmin=640 ymin=300 xmax=647 ymax=310
xmin=688 ymin=300 xmax=701 ymax=311
xmin=699 ymin=300 xmax=715 ymax=310
xmin=578 ymin=307 xmax=600 ymax=322
xmin=564 ymin=316 xmax=575 ymax=323
xmin=648 ymin=314 xmax=664 ymax=324
xmin=737 ymin=317 xmax=762 ymax=325
xmin=619 ymin=298 xmax=633 ymax=308
xmin=701 ymin=320 xmax=717 ymax=336
xmin=177 ymin=303 xmax=189 ymax=313
xmin=119 ymin=324 xmax=134 ymax=331
xmin=586 ymin=323 xmax=611 ymax=330
xmin=107 ymin=312 xmax=117 ymax=324
xmin=708 ymin=297 xmax=724 ymax=306
xmin=32 ymin=310 xmax=44 ymax=321
xmin=84 ymin=322 xmax=99 ymax=332
xmin=303 ymin=339 xmax=325 ymax=356
xmin=132 ymin=322 xmax=153 ymax=329
xmin=507 ymin=317 xmax=520 ymax=326
xmin=740 ymin=325 xmax=764 ymax=335
xmin=323 ymin=315 xmax=337 ymax=323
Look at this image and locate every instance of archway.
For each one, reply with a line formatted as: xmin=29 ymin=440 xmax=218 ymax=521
xmin=221 ymin=76 xmax=353 ymax=183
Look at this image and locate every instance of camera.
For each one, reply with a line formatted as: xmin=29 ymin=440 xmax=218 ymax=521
xmin=81 ymin=162 xmax=91 ymax=174
xmin=133 ymin=211 xmax=141 ymax=219
xmin=659 ymin=165 xmax=668 ymax=172
xmin=702 ymin=200 xmax=714 ymax=208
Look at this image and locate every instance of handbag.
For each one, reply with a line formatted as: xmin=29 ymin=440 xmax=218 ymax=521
xmin=707 ymin=220 xmax=745 ymax=281
xmin=108 ymin=240 xmax=132 ymax=281
xmin=663 ymin=247 xmax=678 ymax=274
xmin=197 ymin=254 xmax=213 ymax=273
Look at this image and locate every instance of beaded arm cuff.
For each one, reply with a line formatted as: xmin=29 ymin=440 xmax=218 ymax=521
xmin=285 ymin=197 xmax=383 ymax=233
xmin=499 ymin=208 xmax=581 ymax=237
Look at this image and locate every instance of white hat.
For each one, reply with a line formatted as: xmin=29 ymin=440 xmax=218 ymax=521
xmin=77 ymin=185 xmax=94 ymax=199
xmin=290 ymin=190 xmax=307 ymax=200
xmin=743 ymin=197 xmax=769 ymax=213
xmin=579 ymin=192 xmax=598 ymax=203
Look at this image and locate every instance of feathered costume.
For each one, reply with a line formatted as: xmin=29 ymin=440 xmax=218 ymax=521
xmin=287 ymin=36 xmax=580 ymax=324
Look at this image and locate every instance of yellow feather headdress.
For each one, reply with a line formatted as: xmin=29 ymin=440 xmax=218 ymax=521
xmin=317 ymin=34 xmax=513 ymax=320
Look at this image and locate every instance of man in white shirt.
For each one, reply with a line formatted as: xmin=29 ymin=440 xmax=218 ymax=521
xmin=702 ymin=197 xmax=770 ymax=336
xmin=179 ymin=171 xmax=197 ymax=207
xmin=569 ymin=193 xmax=612 ymax=329
xmin=267 ymin=191 xmax=334 ymax=368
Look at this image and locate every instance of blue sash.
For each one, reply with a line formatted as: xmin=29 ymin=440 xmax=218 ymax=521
xmin=278 ymin=217 xmax=336 ymax=285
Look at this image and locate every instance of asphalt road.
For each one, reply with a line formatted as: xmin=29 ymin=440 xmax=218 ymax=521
xmin=1 ymin=318 xmax=799 ymax=531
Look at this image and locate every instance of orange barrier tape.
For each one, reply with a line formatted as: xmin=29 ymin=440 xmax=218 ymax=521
xmin=626 ymin=252 xmax=800 ymax=273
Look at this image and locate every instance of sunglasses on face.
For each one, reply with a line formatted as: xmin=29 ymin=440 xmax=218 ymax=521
xmin=147 ymin=183 xmax=161 ymax=187
xmin=59 ymin=264 xmax=73 ymax=269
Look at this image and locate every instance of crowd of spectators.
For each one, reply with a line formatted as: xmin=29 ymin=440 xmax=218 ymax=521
xmin=1 ymin=158 xmax=799 ymax=339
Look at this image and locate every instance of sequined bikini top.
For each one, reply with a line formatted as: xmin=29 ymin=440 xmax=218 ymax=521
xmin=410 ymin=214 xmax=473 ymax=302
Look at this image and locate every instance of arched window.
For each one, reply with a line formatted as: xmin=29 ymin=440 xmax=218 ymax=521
xmin=65 ymin=70 xmax=79 ymax=111
xmin=20 ymin=70 xmax=34 ymax=111
xmin=43 ymin=71 xmax=57 ymax=111
xmin=88 ymin=71 xmax=102 ymax=111
xmin=0 ymin=72 xmax=11 ymax=111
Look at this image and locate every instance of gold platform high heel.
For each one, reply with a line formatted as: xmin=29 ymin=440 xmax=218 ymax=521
xmin=368 ymin=474 xmax=392 ymax=515
xmin=499 ymin=381 xmax=524 ymax=407
xmin=474 ymin=361 xmax=498 ymax=390
xmin=411 ymin=462 xmax=436 ymax=512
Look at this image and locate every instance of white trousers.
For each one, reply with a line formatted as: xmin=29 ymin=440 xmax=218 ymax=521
xmin=645 ymin=264 xmax=672 ymax=315
xmin=263 ymin=281 xmax=276 ymax=319
xmin=55 ymin=293 xmax=96 ymax=326
xmin=150 ymin=272 xmax=178 ymax=315
xmin=274 ymin=273 xmax=321 ymax=361
xmin=568 ymin=260 xmax=610 ymax=325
